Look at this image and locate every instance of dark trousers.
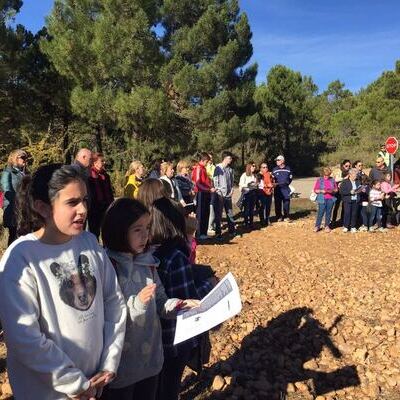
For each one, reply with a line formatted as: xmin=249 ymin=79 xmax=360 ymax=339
xmin=195 ymin=192 xmax=211 ymax=236
xmin=360 ymin=205 xmax=369 ymax=227
xmin=243 ymin=191 xmax=256 ymax=225
xmin=382 ymin=198 xmax=394 ymax=227
xmin=88 ymin=206 xmax=107 ymax=239
xmin=157 ymin=346 xmax=193 ymax=400
xmin=343 ymin=201 xmax=358 ymax=229
xmin=274 ymin=193 xmax=290 ymax=219
xmin=315 ymin=199 xmax=335 ymax=228
xmin=332 ymin=193 xmax=343 ymax=223
xmin=369 ymin=206 xmax=382 ymax=228
xmin=257 ymin=191 xmax=272 ymax=224
xmin=213 ymin=194 xmax=235 ymax=235
xmin=101 ymin=375 xmax=158 ymax=400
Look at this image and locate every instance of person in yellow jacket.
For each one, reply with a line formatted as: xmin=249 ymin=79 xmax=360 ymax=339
xmin=124 ymin=160 xmax=145 ymax=198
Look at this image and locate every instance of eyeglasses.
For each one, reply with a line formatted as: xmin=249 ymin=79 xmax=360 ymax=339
xmin=17 ymin=156 xmax=27 ymax=160
xmin=344 ymin=164 xmax=351 ymax=168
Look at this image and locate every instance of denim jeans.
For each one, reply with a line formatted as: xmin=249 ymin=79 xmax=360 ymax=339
xmin=257 ymin=191 xmax=272 ymax=224
xmin=369 ymin=205 xmax=382 ymax=228
xmin=243 ymin=191 xmax=257 ymax=225
xmin=360 ymin=205 xmax=369 ymax=227
xmin=315 ymin=198 xmax=335 ymax=228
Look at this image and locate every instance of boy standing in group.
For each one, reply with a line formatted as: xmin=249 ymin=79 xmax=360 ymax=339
xmin=213 ymin=151 xmax=236 ymax=238
xmin=272 ymin=155 xmax=293 ymax=222
xmin=192 ymin=152 xmax=215 ymax=240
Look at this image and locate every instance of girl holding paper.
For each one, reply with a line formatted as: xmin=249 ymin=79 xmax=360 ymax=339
xmin=149 ymin=197 xmax=216 ymax=400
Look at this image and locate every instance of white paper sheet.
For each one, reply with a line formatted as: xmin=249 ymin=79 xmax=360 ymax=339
xmin=173 ymin=272 xmax=242 ymax=345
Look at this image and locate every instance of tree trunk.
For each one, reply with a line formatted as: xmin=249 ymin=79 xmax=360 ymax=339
xmin=62 ymin=117 xmax=71 ymax=164
xmin=95 ymin=125 xmax=105 ymax=153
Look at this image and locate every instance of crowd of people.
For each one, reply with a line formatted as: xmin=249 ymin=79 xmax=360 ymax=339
xmin=313 ymin=148 xmax=400 ymax=233
xmin=0 ymin=144 xmax=398 ymax=400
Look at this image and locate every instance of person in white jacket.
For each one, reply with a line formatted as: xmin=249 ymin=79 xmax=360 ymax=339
xmin=100 ymin=198 xmax=198 ymax=399
xmin=0 ymin=164 xmax=127 ymax=400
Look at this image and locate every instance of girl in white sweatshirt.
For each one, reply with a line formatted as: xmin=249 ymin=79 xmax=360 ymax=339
xmin=0 ymin=164 xmax=127 ymax=400
xmin=100 ymin=198 xmax=198 ymax=400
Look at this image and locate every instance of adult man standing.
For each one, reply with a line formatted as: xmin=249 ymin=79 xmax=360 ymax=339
xmin=71 ymin=148 xmax=92 ymax=180
xmin=272 ymin=155 xmax=293 ymax=222
xmin=192 ymin=152 xmax=215 ymax=240
xmin=213 ymin=151 xmax=236 ymax=238
xmin=378 ymin=144 xmax=390 ymax=169
xmin=369 ymin=156 xmax=389 ymax=181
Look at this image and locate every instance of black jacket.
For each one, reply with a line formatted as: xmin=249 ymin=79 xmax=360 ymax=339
xmin=339 ymin=179 xmax=361 ymax=203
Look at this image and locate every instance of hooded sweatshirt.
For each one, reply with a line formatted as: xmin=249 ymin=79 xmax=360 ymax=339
xmin=106 ymin=249 xmax=180 ymax=388
xmin=0 ymin=231 xmax=127 ymax=400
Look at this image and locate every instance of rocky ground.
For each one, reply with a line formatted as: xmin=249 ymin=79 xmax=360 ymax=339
xmin=0 ymin=201 xmax=400 ymax=399
xmin=181 ymin=208 xmax=400 ymax=400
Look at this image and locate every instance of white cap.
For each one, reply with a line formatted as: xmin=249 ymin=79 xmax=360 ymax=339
xmin=275 ymin=155 xmax=285 ymax=161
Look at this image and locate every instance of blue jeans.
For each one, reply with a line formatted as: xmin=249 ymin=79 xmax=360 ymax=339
xmin=360 ymin=205 xmax=369 ymax=227
xmin=315 ymin=198 xmax=335 ymax=228
xmin=369 ymin=206 xmax=382 ymax=228
xmin=257 ymin=191 xmax=272 ymax=224
xmin=243 ymin=191 xmax=256 ymax=225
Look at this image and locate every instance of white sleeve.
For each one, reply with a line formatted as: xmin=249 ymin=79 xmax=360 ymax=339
xmin=0 ymin=263 xmax=90 ymax=397
xmin=239 ymin=174 xmax=246 ymax=191
xmin=98 ymin=250 xmax=127 ymax=373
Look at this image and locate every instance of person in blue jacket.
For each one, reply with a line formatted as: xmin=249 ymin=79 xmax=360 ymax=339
xmin=1 ymin=149 xmax=27 ymax=244
xmin=272 ymin=155 xmax=293 ymax=222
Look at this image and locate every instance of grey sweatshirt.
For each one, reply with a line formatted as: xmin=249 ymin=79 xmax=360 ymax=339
xmin=0 ymin=232 xmax=127 ymax=400
xmin=106 ymin=249 xmax=180 ymax=388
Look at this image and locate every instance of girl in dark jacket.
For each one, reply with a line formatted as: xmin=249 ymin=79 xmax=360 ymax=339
xmin=87 ymin=152 xmax=114 ymax=239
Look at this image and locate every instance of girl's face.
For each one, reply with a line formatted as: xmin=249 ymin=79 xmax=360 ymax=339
xmin=44 ymin=180 xmax=88 ymax=243
xmin=166 ymin=166 xmax=174 ymax=178
xmin=128 ymin=213 xmax=151 ymax=254
xmin=385 ymin=174 xmax=391 ymax=182
xmin=16 ymin=154 xmax=27 ymax=168
xmin=373 ymin=182 xmax=381 ymax=190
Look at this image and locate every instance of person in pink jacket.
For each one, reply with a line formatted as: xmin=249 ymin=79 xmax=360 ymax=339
xmin=313 ymin=167 xmax=338 ymax=232
xmin=380 ymin=172 xmax=399 ymax=228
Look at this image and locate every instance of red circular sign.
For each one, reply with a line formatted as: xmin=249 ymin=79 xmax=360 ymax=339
xmin=385 ymin=136 xmax=399 ymax=154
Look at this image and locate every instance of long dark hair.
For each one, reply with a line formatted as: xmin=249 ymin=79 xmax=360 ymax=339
xmin=102 ymin=198 xmax=149 ymax=253
xmin=16 ymin=164 xmax=85 ymax=236
xmin=149 ymin=197 xmax=188 ymax=255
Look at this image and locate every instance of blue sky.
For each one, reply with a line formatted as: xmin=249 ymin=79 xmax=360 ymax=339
xmin=13 ymin=0 xmax=400 ymax=92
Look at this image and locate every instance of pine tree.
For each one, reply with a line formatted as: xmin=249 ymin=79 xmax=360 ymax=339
xmin=159 ymin=0 xmax=257 ymax=161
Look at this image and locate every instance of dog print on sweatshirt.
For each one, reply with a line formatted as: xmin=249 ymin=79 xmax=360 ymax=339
xmin=50 ymin=254 xmax=97 ymax=311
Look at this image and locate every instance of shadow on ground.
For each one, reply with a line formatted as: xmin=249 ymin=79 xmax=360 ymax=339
xmin=181 ymin=307 xmax=360 ymax=400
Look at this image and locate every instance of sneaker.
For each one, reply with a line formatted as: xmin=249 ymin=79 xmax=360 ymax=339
xmin=358 ymin=225 xmax=368 ymax=232
xmin=324 ymin=227 xmax=331 ymax=233
xmin=386 ymin=224 xmax=395 ymax=229
xmin=283 ymin=218 xmax=292 ymax=223
xmin=342 ymin=227 xmax=349 ymax=233
xmin=378 ymin=227 xmax=387 ymax=233
xmin=350 ymin=228 xmax=357 ymax=233
xmin=277 ymin=217 xmax=284 ymax=222
xmin=314 ymin=227 xmax=320 ymax=232
xmin=369 ymin=225 xmax=377 ymax=232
